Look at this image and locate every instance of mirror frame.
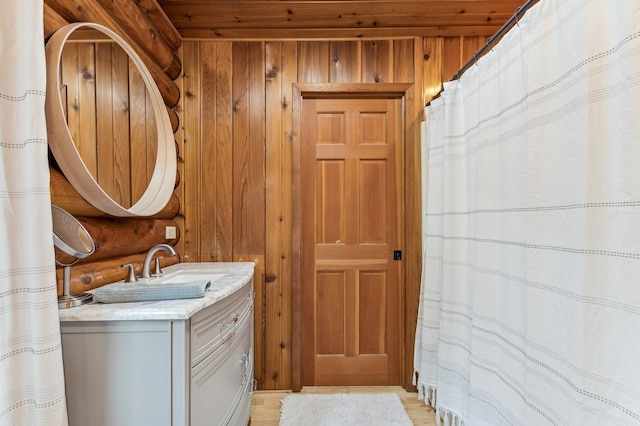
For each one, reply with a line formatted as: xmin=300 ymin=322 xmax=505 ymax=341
xmin=45 ymin=23 xmax=176 ymax=217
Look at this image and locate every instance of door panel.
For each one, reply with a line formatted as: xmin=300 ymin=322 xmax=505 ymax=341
xmin=301 ymin=96 xmax=402 ymax=386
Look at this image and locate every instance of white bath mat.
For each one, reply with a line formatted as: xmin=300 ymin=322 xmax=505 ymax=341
xmin=279 ymin=392 xmax=413 ymax=426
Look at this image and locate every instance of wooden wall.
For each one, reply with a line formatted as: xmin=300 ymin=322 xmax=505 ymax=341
xmin=176 ymin=36 xmax=486 ymax=390
xmin=43 ymin=0 xmax=486 ymax=394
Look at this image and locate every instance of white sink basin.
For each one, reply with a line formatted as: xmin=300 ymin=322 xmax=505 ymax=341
xmin=146 ymin=270 xmax=227 ymax=285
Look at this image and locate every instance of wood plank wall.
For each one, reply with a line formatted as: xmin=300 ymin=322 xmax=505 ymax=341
xmin=177 ymin=35 xmax=486 ymax=390
xmin=44 ymin=0 xmax=487 ymax=394
xmin=45 ymin=0 xmax=485 ymax=391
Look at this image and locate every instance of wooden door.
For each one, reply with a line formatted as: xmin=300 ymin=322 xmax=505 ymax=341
xmin=301 ymin=96 xmax=403 ymax=386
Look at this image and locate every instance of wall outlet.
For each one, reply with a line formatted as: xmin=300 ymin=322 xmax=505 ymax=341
xmin=165 ymin=226 xmax=177 ymax=239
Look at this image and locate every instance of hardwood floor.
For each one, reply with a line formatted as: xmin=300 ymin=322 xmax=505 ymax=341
xmin=250 ymin=386 xmax=436 ymax=425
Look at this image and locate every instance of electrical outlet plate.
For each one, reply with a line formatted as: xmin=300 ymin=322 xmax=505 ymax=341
xmin=165 ymin=226 xmax=177 ymax=239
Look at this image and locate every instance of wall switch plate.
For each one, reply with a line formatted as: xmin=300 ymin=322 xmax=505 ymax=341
xmin=165 ymin=226 xmax=177 ymax=239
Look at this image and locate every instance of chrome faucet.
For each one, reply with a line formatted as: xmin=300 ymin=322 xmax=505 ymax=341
xmin=140 ymin=243 xmax=178 ymax=278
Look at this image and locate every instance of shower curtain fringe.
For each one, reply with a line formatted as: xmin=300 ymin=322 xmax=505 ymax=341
xmin=416 ymin=383 xmax=467 ymax=426
xmin=436 ymin=407 xmax=466 ymax=426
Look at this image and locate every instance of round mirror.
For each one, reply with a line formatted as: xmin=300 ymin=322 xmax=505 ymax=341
xmin=45 ymin=23 xmax=176 ymax=217
xmin=52 ymin=205 xmax=95 ymax=259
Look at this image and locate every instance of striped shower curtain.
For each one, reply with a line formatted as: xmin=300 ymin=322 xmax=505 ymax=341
xmin=0 ymin=1 xmax=69 ymax=425
xmin=414 ymin=0 xmax=640 ymax=424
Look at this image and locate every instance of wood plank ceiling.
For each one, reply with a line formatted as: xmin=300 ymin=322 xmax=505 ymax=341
xmin=158 ymin=0 xmax=526 ymax=39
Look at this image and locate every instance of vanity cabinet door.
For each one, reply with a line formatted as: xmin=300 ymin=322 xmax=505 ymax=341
xmin=61 ymin=321 xmax=172 ymax=426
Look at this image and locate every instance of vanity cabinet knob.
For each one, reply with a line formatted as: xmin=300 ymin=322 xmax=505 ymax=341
xmin=240 ymin=353 xmax=249 ymax=385
xmin=220 ymin=314 xmax=240 ymax=342
xmin=240 ymin=351 xmax=252 ymax=385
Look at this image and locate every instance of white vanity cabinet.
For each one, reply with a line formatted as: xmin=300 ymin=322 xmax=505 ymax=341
xmin=59 ymin=264 xmax=254 ymax=426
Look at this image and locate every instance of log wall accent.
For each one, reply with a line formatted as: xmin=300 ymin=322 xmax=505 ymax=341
xmin=167 ymin=104 xmax=180 ymax=133
xmin=56 ymin=253 xmax=179 ymax=295
xmin=92 ymin=0 xmax=175 ymax=70
xmin=176 ymin=35 xmax=485 ymax=391
xmin=49 ymin=167 xmax=180 ymax=219
xmin=44 ymin=0 xmax=183 ymax=296
xmin=44 ymin=0 xmax=181 ymax=107
xmin=134 ymin=0 xmax=182 ymax=51
xmin=54 ymin=217 xmax=180 ymax=266
xmin=44 ymin=3 xmax=69 ymax=39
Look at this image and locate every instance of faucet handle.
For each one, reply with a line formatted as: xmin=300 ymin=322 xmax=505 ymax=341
xmin=121 ymin=263 xmax=138 ymax=283
xmin=151 ymin=256 xmax=164 ymax=277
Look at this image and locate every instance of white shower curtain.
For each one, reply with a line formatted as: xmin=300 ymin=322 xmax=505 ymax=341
xmin=414 ymin=0 xmax=640 ymax=424
xmin=0 ymin=1 xmax=68 ymax=425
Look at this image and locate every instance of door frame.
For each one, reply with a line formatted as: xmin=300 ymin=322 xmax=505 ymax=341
xmin=291 ymin=83 xmax=413 ymax=391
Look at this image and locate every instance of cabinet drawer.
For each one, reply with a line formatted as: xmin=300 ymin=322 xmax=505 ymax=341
xmin=190 ymin=310 xmax=252 ymax=426
xmin=190 ymin=282 xmax=252 ymax=367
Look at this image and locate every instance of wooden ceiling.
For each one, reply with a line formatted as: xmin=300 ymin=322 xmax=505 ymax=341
xmin=158 ymin=0 xmax=526 ymax=40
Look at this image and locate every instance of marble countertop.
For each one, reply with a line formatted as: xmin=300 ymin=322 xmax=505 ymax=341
xmin=58 ymin=262 xmax=255 ymax=322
